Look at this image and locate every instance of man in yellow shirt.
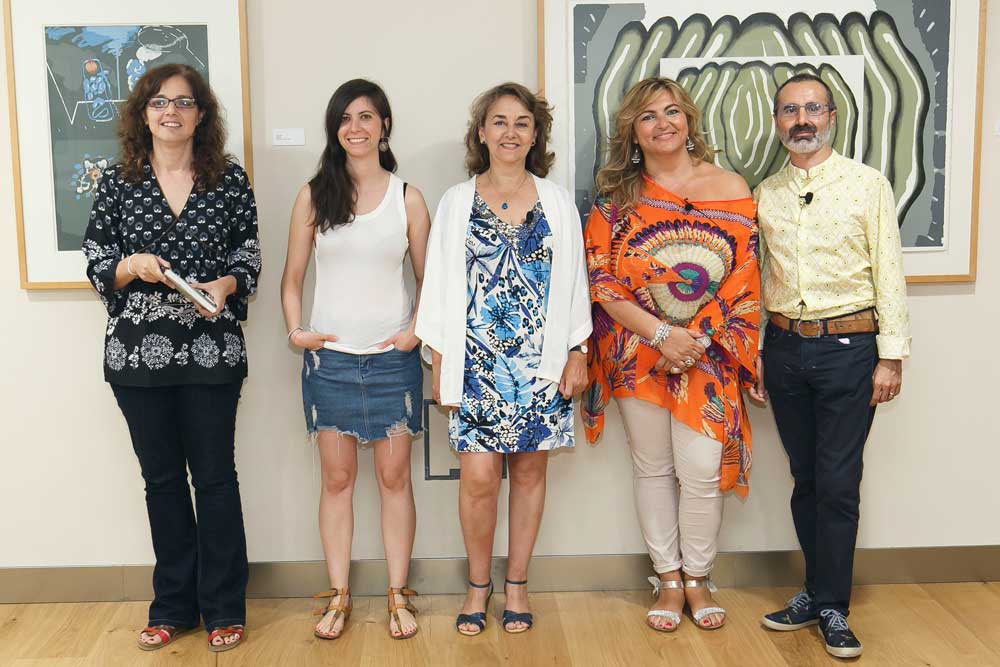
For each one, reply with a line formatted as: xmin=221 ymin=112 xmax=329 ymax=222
xmin=751 ymin=74 xmax=911 ymax=660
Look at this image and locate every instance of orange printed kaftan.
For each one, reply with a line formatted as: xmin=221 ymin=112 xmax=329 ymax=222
xmin=583 ymin=177 xmax=760 ymax=497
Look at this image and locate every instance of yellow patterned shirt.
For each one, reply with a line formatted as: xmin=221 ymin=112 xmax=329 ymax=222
xmin=753 ymin=150 xmax=911 ymax=359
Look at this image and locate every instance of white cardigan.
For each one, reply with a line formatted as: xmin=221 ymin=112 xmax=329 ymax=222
xmin=415 ymin=174 xmax=593 ymax=407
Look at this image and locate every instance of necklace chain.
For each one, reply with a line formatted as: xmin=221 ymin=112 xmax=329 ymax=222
xmin=487 ymin=170 xmax=529 ymax=210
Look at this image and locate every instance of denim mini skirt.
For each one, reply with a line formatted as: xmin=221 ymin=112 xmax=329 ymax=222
xmin=301 ymin=347 xmax=423 ymax=444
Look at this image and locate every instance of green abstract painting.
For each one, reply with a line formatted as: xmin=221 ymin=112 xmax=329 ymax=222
xmin=567 ymin=2 xmax=951 ymax=250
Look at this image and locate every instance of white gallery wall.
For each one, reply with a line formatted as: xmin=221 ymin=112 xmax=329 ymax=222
xmin=1 ymin=0 xmax=998 ymax=569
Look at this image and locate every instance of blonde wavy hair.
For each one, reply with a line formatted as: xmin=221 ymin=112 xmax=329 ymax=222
xmin=595 ymin=77 xmax=716 ymax=213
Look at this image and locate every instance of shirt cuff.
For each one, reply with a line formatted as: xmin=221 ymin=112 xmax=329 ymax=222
xmin=227 ymin=268 xmax=252 ymax=299
xmin=876 ymin=334 xmax=910 ymax=360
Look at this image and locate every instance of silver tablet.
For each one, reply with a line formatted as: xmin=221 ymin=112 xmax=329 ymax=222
xmin=163 ymin=269 xmax=217 ymax=313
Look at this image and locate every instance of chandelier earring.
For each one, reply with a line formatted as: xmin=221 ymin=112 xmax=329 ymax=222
xmin=378 ymin=137 xmax=390 ymax=152
xmin=685 ymin=136 xmax=695 ymax=152
xmin=631 ymin=144 xmax=642 ymax=164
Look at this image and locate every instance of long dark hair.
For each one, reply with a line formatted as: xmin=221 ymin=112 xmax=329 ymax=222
xmin=118 ymin=63 xmax=229 ymax=189
xmin=309 ymin=79 xmax=397 ymax=232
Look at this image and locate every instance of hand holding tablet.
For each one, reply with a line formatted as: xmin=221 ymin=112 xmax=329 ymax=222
xmin=163 ymin=268 xmax=217 ymax=313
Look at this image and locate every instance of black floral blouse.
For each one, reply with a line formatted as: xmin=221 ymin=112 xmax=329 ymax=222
xmin=82 ymin=161 xmax=261 ymax=387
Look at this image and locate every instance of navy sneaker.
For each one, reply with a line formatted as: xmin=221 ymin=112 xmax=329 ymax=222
xmin=819 ymin=609 xmax=863 ymax=659
xmin=761 ymin=590 xmax=819 ymax=631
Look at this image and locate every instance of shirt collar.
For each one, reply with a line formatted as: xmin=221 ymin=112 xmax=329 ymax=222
xmin=784 ymin=148 xmax=841 ymax=182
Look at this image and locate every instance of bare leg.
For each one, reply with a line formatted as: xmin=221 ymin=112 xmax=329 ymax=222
xmin=315 ymin=430 xmax=358 ymax=637
xmin=373 ymin=429 xmax=417 ymax=638
xmin=504 ymin=451 xmax=549 ymax=631
xmin=457 ymin=452 xmax=503 ymax=633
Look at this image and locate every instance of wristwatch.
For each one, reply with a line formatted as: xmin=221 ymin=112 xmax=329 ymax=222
xmin=570 ymin=343 xmax=589 ymax=354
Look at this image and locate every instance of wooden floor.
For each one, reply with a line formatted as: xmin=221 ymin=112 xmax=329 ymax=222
xmin=1 ymin=583 xmax=999 ymax=665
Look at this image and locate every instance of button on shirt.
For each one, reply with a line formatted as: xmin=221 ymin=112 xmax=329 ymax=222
xmin=753 ymin=150 xmax=910 ymax=359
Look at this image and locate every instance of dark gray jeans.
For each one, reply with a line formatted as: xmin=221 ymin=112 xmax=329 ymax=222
xmin=112 ymin=380 xmax=248 ymax=631
xmin=763 ymin=323 xmax=878 ymax=616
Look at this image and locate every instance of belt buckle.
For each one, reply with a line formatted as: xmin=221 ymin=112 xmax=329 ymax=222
xmin=794 ymin=318 xmax=824 ymax=338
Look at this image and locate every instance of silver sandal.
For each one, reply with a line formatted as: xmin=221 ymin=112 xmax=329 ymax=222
xmin=645 ymin=576 xmax=683 ymax=632
xmin=684 ymin=578 xmax=726 ymax=630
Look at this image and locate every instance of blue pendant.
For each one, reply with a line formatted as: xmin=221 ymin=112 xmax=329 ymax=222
xmin=501 ymin=202 xmax=508 ymax=210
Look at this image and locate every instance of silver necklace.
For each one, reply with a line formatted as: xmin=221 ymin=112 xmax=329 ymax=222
xmin=487 ymin=170 xmax=528 ymax=210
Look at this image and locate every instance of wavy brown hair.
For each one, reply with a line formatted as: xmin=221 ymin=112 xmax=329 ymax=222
xmin=595 ymin=77 xmax=716 ymax=213
xmin=464 ymin=82 xmax=554 ymax=177
xmin=117 ymin=63 xmax=230 ymax=189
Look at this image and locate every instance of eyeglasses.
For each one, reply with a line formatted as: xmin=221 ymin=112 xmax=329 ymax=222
xmin=147 ymin=96 xmax=198 ymax=110
xmin=777 ymin=102 xmax=834 ymax=118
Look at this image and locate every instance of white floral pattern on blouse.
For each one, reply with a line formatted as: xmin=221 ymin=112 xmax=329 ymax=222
xmin=82 ymin=161 xmax=259 ymax=386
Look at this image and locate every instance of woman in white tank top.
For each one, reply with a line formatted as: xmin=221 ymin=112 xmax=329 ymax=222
xmin=280 ymin=79 xmax=430 ymax=641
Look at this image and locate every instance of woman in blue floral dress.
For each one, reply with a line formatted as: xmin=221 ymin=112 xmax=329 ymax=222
xmin=416 ymin=83 xmax=591 ymax=636
xmin=451 ymin=194 xmax=575 ymax=453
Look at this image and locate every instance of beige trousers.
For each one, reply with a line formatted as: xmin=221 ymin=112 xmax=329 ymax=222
xmin=616 ymin=397 xmax=724 ymax=576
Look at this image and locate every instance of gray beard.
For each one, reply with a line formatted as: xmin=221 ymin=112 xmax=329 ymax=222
xmin=781 ymin=125 xmax=832 ymax=154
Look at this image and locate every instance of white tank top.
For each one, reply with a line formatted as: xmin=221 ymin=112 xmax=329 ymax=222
xmin=310 ymin=173 xmax=412 ymax=354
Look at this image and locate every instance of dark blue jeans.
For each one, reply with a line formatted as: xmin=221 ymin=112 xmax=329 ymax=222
xmin=762 ymin=323 xmax=878 ymax=616
xmin=112 ymin=381 xmax=248 ymax=631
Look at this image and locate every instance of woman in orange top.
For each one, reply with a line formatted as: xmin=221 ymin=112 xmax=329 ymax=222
xmin=583 ymin=77 xmax=760 ymax=633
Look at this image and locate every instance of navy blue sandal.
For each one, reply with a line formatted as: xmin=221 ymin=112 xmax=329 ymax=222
xmin=455 ymin=579 xmax=493 ymax=636
xmin=502 ymin=579 xmax=534 ymax=633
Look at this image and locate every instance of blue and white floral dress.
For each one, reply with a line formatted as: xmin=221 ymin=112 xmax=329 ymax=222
xmin=448 ymin=192 xmax=575 ymax=453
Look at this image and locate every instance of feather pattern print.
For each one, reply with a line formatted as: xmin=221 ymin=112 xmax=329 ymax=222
xmin=584 ymin=178 xmax=760 ymax=497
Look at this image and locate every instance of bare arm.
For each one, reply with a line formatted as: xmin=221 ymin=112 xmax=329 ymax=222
xmin=378 ymin=185 xmax=431 ymax=351
xmin=600 ymin=300 xmax=661 ymax=342
xmin=280 ymin=185 xmax=336 ymax=350
xmin=430 ymin=348 xmax=454 ymax=409
xmin=600 ymin=301 xmax=705 ymax=370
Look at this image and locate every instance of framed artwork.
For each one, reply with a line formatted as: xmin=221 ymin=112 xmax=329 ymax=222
xmin=421 ymin=399 xmax=508 ymax=481
xmin=540 ymin=0 xmax=985 ymax=282
xmin=4 ymin=0 xmax=252 ymax=289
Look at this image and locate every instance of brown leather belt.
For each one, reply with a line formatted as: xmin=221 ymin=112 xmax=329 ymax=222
xmin=769 ymin=309 xmax=877 ymax=338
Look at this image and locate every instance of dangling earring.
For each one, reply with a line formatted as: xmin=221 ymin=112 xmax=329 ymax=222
xmin=631 ymin=145 xmax=641 ymax=164
xmin=378 ymin=137 xmax=389 ymax=152
xmin=685 ymin=136 xmax=695 ymax=152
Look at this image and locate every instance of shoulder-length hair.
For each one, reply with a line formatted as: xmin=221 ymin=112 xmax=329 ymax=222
xmin=595 ymin=77 xmax=716 ymax=213
xmin=464 ymin=82 xmax=554 ymax=177
xmin=117 ymin=63 xmax=229 ymax=189
xmin=309 ymin=79 xmax=397 ymax=233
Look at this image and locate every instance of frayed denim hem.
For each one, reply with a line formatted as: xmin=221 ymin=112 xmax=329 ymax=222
xmin=307 ymin=422 xmax=423 ymax=451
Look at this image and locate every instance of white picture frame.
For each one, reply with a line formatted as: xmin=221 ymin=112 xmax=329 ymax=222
xmin=541 ymin=0 xmax=985 ymax=282
xmin=4 ymin=0 xmax=253 ymax=289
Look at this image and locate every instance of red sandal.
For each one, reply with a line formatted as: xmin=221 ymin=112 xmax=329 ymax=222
xmin=207 ymin=625 xmax=246 ymax=652
xmin=136 ymin=625 xmax=195 ymax=651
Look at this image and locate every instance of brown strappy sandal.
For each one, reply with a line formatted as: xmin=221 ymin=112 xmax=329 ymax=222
xmin=313 ymin=587 xmax=352 ymax=640
xmin=387 ymin=586 xmax=419 ymax=640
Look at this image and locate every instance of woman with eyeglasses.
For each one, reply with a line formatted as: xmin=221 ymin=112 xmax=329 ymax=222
xmin=583 ymin=77 xmax=760 ymax=632
xmin=82 ymin=63 xmax=260 ymax=653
